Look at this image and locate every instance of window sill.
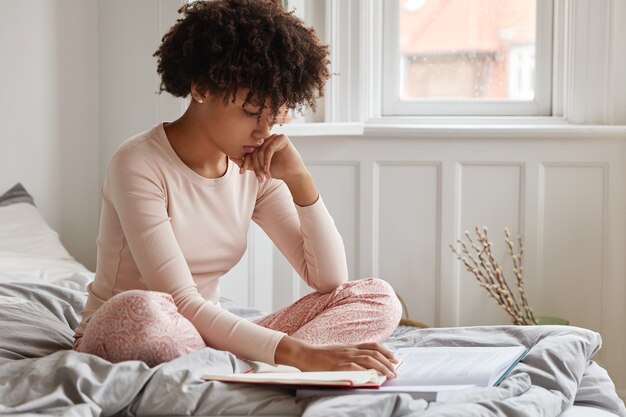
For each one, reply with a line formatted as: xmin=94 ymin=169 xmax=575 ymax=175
xmin=274 ymin=123 xmax=364 ymax=137
xmin=273 ymin=117 xmax=626 ymax=139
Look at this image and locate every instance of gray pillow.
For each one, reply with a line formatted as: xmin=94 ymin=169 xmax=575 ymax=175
xmin=0 ymin=183 xmax=35 ymax=207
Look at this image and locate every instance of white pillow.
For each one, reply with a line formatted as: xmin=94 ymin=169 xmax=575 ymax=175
xmin=0 ymin=202 xmax=74 ymax=258
xmin=0 ymin=202 xmax=89 ymax=283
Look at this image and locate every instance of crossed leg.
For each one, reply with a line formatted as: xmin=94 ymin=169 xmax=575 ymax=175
xmin=75 ymin=278 xmax=402 ymax=366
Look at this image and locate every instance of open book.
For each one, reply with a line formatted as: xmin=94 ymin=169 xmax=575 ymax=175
xmin=201 ymin=346 xmax=528 ymax=400
xmin=297 ymin=346 xmax=529 ymax=401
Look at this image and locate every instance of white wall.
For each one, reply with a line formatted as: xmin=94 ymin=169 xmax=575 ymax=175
xmin=98 ymin=0 xmax=184 ymax=184
xmin=0 ymin=1 xmax=99 ymax=269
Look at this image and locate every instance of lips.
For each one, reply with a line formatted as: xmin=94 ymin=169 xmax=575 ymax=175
xmin=243 ymin=145 xmax=259 ymax=154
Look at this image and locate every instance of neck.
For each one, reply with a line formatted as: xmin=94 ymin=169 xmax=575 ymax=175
xmin=163 ymin=105 xmax=228 ymax=179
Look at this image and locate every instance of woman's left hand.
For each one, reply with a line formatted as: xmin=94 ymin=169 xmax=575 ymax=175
xmin=231 ymin=134 xmax=306 ymax=182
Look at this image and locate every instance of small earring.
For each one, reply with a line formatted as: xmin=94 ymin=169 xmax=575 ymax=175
xmin=196 ymin=98 xmax=204 ymax=104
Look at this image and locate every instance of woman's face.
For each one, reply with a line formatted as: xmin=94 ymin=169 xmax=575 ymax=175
xmin=200 ymin=88 xmax=284 ymax=159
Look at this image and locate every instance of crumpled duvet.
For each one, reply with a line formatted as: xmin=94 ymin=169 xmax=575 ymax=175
xmin=0 ymin=275 xmax=624 ymax=417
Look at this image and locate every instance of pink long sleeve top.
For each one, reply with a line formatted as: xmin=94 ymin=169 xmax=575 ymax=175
xmin=75 ymin=123 xmax=349 ymax=364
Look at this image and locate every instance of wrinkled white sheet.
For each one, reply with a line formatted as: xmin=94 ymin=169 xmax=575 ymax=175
xmin=0 ymin=274 xmax=624 ymax=417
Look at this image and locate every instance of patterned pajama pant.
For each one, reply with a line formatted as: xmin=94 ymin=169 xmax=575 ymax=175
xmin=74 ymin=278 xmax=402 ymax=367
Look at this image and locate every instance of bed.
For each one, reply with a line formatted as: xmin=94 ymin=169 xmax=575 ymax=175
xmin=1 ymin=183 xmax=625 ymax=417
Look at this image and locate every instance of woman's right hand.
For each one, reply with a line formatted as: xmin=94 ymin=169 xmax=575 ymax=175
xmin=274 ymin=335 xmax=398 ymax=379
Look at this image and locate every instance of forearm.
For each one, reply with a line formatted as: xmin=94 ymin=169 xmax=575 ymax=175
xmin=283 ymin=170 xmax=319 ymax=207
xmin=282 ymin=170 xmax=348 ymax=291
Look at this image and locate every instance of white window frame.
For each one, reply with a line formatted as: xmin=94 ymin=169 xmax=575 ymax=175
xmin=269 ymin=0 xmax=626 ymax=136
xmin=380 ymin=0 xmax=553 ymax=117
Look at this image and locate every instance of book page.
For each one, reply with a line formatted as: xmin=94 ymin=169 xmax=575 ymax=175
xmin=384 ymin=346 xmax=526 ymax=387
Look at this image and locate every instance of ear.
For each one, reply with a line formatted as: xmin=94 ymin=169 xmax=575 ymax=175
xmin=190 ymin=82 xmax=207 ymax=104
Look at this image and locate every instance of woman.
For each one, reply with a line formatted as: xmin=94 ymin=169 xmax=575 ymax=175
xmin=74 ymin=0 xmax=401 ymax=378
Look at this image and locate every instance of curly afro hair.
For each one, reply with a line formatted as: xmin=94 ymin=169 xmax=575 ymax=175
xmin=153 ymin=0 xmax=331 ymax=121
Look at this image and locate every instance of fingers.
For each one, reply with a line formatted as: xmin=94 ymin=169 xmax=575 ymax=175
xmin=238 ymin=135 xmax=280 ymax=181
xmin=361 ymin=349 xmax=397 ymax=375
xmin=258 ymin=134 xmax=282 ymax=177
xmin=339 ymin=345 xmax=397 ymax=379
xmin=239 ymin=154 xmax=248 ymax=175
xmin=254 ymin=149 xmax=268 ymax=181
xmin=358 ymin=342 xmax=398 ymax=364
xmin=306 ymin=344 xmax=397 ymax=379
xmin=334 ymin=356 xmax=392 ymax=379
xmin=348 ymin=354 xmax=395 ymax=379
xmin=237 ymin=134 xmax=290 ymax=182
xmin=263 ymin=143 xmax=277 ymax=175
xmin=342 ymin=362 xmax=366 ymax=372
xmin=355 ymin=350 xmax=396 ymax=378
xmin=239 ymin=152 xmax=265 ymax=182
xmin=353 ymin=343 xmax=398 ymax=378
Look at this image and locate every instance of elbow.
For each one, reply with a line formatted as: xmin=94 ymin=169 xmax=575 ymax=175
xmin=316 ymin=281 xmax=345 ymax=294
xmin=299 ymin=252 xmax=349 ymax=293
xmin=313 ymin=271 xmax=349 ymax=294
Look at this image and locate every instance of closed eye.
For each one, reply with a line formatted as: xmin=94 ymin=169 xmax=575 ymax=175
xmin=243 ymin=109 xmax=262 ymax=117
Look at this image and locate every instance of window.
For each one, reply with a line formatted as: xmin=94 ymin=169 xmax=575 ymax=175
xmin=382 ymin=0 xmax=553 ymax=116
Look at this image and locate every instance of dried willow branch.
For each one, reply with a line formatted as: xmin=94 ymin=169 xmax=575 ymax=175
xmin=450 ymin=227 xmax=537 ymax=325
